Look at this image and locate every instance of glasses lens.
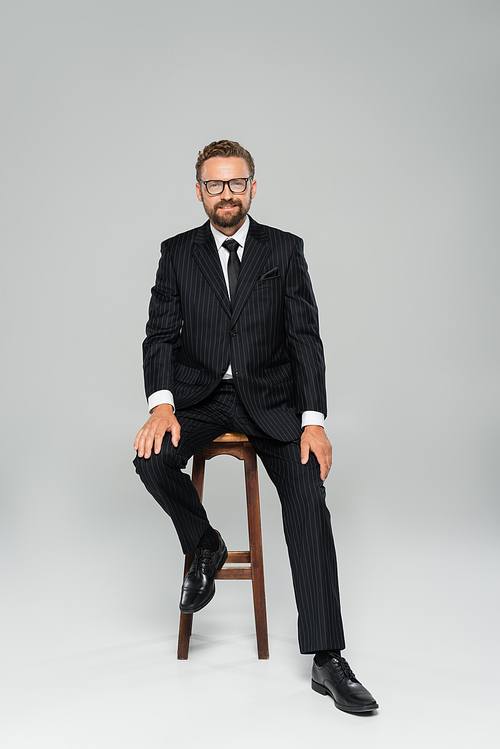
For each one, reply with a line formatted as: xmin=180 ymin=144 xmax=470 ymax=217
xmin=205 ymin=181 xmax=223 ymax=195
xmin=228 ymin=179 xmax=247 ymax=193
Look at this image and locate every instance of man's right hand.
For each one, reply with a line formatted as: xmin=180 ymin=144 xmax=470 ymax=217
xmin=134 ymin=404 xmax=181 ymax=459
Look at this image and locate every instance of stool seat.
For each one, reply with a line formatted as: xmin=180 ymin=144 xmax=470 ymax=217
xmin=214 ymin=432 xmax=248 ymax=442
xmin=177 ymin=432 xmax=269 ymax=660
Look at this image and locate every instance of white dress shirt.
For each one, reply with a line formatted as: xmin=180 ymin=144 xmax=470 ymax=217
xmin=148 ymin=216 xmax=324 ymax=428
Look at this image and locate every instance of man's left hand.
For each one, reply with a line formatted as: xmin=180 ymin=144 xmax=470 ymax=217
xmin=300 ymin=425 xmax=332 ymax=482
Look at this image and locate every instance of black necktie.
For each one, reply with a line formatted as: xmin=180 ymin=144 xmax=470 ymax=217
xmin=222 ymin=238 xmax=240 ymax=305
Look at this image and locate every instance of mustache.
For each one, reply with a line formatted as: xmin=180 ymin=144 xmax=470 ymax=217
xmin=215 ymin=199 xmax=242 ymax=209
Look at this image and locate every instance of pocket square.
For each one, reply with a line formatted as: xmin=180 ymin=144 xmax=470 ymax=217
xmin=259 ymin=266 xmax=280 ymax=281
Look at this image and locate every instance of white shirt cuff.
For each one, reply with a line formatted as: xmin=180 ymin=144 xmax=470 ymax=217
xmin=301 ymin=411 xmax=325 ymax=428
xmin=148 ymin=394 xmax=322 ymax=427
xmin=148 ymin=390 xmax=175 ymax=413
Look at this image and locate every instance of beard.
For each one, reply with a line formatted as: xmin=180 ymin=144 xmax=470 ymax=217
xmin=203 ymin=197 xmax=250 ymax=230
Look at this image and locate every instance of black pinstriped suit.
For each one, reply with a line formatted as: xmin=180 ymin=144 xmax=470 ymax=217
xmin=135 ymin=216 xmax=345 ymax=653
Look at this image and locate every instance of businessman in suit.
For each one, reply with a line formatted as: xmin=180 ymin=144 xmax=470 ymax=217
xmin=134 ymin=140 xmax=378 ymax=713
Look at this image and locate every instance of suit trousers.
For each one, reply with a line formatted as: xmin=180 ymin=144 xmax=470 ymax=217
xmin=134 ymin=381 xmax=345 ymax=654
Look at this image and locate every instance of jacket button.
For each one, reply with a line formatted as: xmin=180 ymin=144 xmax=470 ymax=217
xmin=229 ymin=330 xmax=236 ymax=336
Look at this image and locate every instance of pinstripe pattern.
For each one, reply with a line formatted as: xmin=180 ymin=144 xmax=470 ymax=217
xmin=134 ymin=383 xmax=345 ymax=653
xmin=143 ymin=217 xmax=327 ymax=442
xmin=134 ymin=383 xmax=266 ymax=552
xmin=137 ymin=218 xmax=345 ymax=653
xmin=248 ymin=435 xmax=345 ymax=652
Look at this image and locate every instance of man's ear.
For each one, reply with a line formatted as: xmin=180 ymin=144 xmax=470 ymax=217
xmin=250 ymin=179 xmax=257 ymax=200
xmin=196 ymin=182 xmax=203 ymax=202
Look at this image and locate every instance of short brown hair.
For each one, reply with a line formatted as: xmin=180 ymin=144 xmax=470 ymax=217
xmin=195 ymin=140 xmax=255 ymax=181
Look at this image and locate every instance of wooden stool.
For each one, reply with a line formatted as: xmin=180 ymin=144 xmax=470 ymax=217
xmin=177 ymin=432 xmax=269 ymax=660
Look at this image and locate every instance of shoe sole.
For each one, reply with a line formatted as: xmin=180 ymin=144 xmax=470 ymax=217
xmin=179 ymin=547 xmax=229 ymax=615
xmin=311 ymin=679 xmax=379 ymax=713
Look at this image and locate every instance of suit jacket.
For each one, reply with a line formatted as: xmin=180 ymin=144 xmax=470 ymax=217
xmin=143 ymin=216 xmax=327 ymax=442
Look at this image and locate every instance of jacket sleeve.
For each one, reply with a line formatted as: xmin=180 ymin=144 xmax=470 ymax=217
xmin=284 ymin=239 xmax=328 ymax=418
xmin=142 ymin=243 xmax=182 ymax=400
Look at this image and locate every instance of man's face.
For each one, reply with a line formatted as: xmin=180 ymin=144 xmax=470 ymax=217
xmin=196 ymin=157 xmax=257 ymax=234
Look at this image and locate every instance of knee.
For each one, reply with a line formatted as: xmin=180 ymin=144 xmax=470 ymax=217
xmin=133 ymin=451 xmax=156 ymax=481
xmin=283 ymin=466 xmax=329 ymax=518
xmin=133 ymin=442 xmax=186 ymax=479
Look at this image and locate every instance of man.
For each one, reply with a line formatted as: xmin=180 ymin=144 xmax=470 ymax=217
xmin=134 ymin=140 xmax=378 ymax=713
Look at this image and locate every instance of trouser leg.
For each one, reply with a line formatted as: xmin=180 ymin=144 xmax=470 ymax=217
xmin=134 ymin=414 xmax=225 ymax=554
xmin=248 ymin=436 xmax=346 ymax=654
xmin=133 ymin=383 xmax=251 ymax=553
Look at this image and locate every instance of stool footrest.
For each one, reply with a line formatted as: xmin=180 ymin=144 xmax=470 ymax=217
xmin=226 ymin=551 xmax=251 ymax=563
xmin=215 ymin=568 xmax=252 ymax=580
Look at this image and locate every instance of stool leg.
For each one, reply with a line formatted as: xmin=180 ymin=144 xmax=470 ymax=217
xmin=177 ymin=452 xmax=206 ymax=660
xmin=177 ymin=612 xmax=193 ymax=659
xmin=191 ymin=452 xmax=206 ymax=500
xmin=244 ymin=446 xmax=269 ymax=660
xmin=177 ymin=549 xmax=195 ymax=659
xmin=177 ymin=550 xmax=195 ymax=659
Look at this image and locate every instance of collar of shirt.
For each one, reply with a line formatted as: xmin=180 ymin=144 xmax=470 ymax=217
xmin=210 ymin=215 xmax=250 ymax=257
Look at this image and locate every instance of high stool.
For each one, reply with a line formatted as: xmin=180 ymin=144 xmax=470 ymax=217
xmin=177 ymin=433 xmax=269 ymax=660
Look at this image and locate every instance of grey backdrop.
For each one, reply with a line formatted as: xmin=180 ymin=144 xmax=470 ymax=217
xmin=1 ymin=1 xmax=499 ymax=746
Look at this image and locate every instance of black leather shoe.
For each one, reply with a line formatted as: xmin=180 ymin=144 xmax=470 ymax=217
xmin=311 ymin=653 xmax=379 ymax=713
xmin=179 ymin=534 xmax=228 ymax=614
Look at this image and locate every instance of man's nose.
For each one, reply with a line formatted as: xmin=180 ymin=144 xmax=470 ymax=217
xmin=221 ymin=183 xmax=233 ymax=200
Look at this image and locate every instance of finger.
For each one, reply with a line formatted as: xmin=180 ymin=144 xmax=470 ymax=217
xmin=325 ymin=447 xmax=333 ymax=477
xmin=321 ymin=458 xmax=329 ymax=482
xmin=170 ymin=421 xmax=181 ymax=448
xmin=325 ymin=447 xmax=333 ymax=479
xmin=144 ymin=427 xmax=158 ymax=459
xmin=134 ymin=429 xmax=141 ymax=451
xmin=154 ymin=430 xmax=164 ymax=454
xmin=309 ymin=443 xmax=328 ymax=481
xmin=312 ymin=447 xmax=326 ymax=481
xmin=301 ymin=438 xmax=310 ymax=465
xmin=136 ymin=429 xmax=147 ymax=458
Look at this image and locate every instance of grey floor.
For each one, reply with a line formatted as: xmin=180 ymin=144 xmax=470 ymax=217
xmin=2 ymin=489 xmax=499 ymax=749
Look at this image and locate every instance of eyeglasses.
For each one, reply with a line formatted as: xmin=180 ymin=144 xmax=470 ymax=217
xmin=199 ymin=177 xmax=253 ymax=196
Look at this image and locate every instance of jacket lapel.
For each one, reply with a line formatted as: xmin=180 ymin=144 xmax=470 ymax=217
xmin=231 ymin=217 xmax=271 ymax=324
xmin=191 ymin=217 xmax=271 ymax=323
xmin=191 ymin=221 xmax=232 ymax=317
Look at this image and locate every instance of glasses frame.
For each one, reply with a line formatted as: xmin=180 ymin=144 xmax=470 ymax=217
xmin=198 ymin=177 xmax=253 ymax=196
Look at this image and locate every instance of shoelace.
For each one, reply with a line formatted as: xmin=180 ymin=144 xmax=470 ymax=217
xmin=192 ymin=547 xmax=214 ymax=575
xmin=334 ymin=655 xmax=358 ymax=682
